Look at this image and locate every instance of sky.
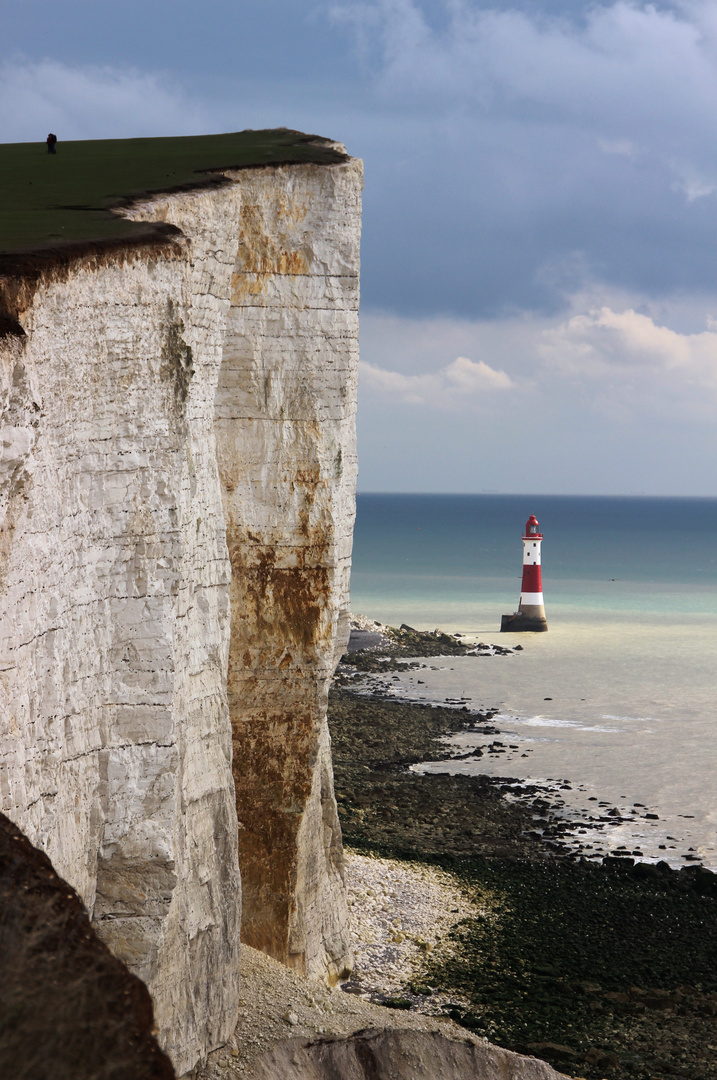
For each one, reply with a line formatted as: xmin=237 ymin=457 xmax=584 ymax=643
xmin=3 ymin=0 xmax=717 ymax=494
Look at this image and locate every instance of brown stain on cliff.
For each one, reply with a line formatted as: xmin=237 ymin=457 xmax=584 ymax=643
xmin=230 ymin=200 xmax=309 ymax=302
xmin=224 ymin=473 xmax=334 ymax=966
xmin=230 ymin=692 xmax=319 ymax=964
xmin=228 ymin=540 xmax=329 ymax=657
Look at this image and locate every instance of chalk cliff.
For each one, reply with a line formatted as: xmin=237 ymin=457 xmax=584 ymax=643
xmin=0 ymin=147 xmax=361 ymax=1074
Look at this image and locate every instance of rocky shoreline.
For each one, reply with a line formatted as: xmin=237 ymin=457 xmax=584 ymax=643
xmin=327 ymin=621 xmax=717 ymax=1080
xmin=335 ymin=619 xmax=708 ymax=868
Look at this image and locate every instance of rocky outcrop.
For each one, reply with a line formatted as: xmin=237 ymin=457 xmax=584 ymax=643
xmin=0 ymin=810 xmax=174 ymax=1080
xmin=201 ymin=942 xmax=571 ymax=1080
xmin=0 ymin=150 xmax=361 ymax=1073
xmin=246 ymin=1029 xmax=569 ymax=1080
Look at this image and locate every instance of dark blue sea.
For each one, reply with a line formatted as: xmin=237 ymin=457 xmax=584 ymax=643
xmin=350 ymin=494 xmax=717 ymax=623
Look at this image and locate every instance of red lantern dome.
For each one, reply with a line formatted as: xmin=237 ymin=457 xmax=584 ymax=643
xmin=523 ymin=515 xmax=542 ymax=539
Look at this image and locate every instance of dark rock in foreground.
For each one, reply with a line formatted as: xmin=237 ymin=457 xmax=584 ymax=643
xmin=0 ymin=812 xmax=174 ymax=1080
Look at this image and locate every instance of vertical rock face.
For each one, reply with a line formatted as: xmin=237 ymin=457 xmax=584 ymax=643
xmin=0 ymin=227 xmax=242 ymax=1076
xmin=214 ymin=164 xmax=360 ymax=982
xmin=0 ymin=156 xmax=361 ymax=1072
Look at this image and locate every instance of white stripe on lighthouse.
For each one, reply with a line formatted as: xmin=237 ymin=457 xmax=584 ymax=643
xmin=520 ymin=592 xmax=544 ymax=604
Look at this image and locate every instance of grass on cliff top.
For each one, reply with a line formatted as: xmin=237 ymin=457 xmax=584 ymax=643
xmin=0 ymin=129 xmax=346 ymax=256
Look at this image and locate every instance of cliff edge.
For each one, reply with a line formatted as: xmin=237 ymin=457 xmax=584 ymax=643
xmin=0 ymin=130 xmax=361 ymax=1074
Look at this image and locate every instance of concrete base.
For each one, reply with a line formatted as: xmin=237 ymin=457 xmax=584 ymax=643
xmin=500 ymin=612 xmax=548 ymax=633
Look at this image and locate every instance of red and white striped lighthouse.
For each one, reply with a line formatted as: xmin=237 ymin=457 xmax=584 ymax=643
xmin=500 ymin=514 xmax=548 ymax=633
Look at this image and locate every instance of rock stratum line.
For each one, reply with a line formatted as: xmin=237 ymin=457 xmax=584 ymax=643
xmin=0 ymin=134 xmax=362 ymax=1075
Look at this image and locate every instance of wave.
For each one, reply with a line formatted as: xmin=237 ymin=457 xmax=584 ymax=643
xmin=495 ymin=712 xmax=623 ymax=734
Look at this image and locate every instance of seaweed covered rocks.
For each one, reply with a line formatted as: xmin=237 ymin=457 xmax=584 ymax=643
xmin=337 ymin=620 xmax=516 ymax=678
xmin=327 ymin=681 xmax=717 ymax=1080
xmin=329 ymin=689 xmax=536 ymax=860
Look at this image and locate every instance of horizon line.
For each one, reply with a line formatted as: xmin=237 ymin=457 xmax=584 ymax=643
xmin=355 ymin=491 xmax=717 ymax=499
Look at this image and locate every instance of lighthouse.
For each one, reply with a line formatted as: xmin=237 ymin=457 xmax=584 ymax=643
xmin=500 ymin=514 xmax=548 ymax=633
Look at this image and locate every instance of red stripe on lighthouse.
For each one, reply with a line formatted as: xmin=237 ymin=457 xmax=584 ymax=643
xmin=521 ymin=564 xmax=542 ymax=593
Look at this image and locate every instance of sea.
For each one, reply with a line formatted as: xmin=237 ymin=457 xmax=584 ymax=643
xmin=348 ymin=494 xmax=717 ymax=869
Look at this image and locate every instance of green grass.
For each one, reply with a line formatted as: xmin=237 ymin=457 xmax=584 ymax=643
xmin=0 ymin=129 xmax=346 ymax=254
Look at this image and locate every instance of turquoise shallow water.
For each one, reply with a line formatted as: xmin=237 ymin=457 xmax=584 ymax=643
xmin=349 ymin=495 xmax=717 ymax=867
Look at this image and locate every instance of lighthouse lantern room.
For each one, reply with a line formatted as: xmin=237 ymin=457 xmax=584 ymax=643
xmin=500 ymin=514 xmax=548 ymax=633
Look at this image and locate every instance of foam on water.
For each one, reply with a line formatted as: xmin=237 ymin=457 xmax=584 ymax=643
xmin=503 ymin=714 xmax=624 ymax=733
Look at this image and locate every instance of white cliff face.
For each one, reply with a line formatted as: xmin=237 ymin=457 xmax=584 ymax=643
xmin=0 ymin=157 xmax=361 ymax=1073
xmin=0 ymin=231 xmax=242 ymax=1077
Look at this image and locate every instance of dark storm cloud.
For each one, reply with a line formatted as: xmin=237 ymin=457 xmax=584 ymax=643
xmin=328 ymin=0 xmax=717 ymax=317
xmin=0 ymin=1 xmax=358 ymax=86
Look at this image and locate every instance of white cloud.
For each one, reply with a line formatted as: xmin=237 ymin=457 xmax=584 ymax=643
xmin=670 ymin=164 xmax=717 ymax=202
xmin=541 ymin=306 xmax=717 ymax=390
xmin=356 ymin=299 xmax=717 ymax=491
xmin=360 ymin=297 xmax=717 ymax=427
xmin=599 ymin=138 xmax=638 ymax=158
xmin=360 ymin=354 xmax=513 ymax=407
xmin=0 ymin=59 xmax=211 ymax=142
xmin=333 ymin=0 xmax=716 ymax=117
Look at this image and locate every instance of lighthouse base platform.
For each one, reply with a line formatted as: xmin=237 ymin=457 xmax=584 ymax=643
xmin=500 ymin=610 xmax=548 ymax=633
